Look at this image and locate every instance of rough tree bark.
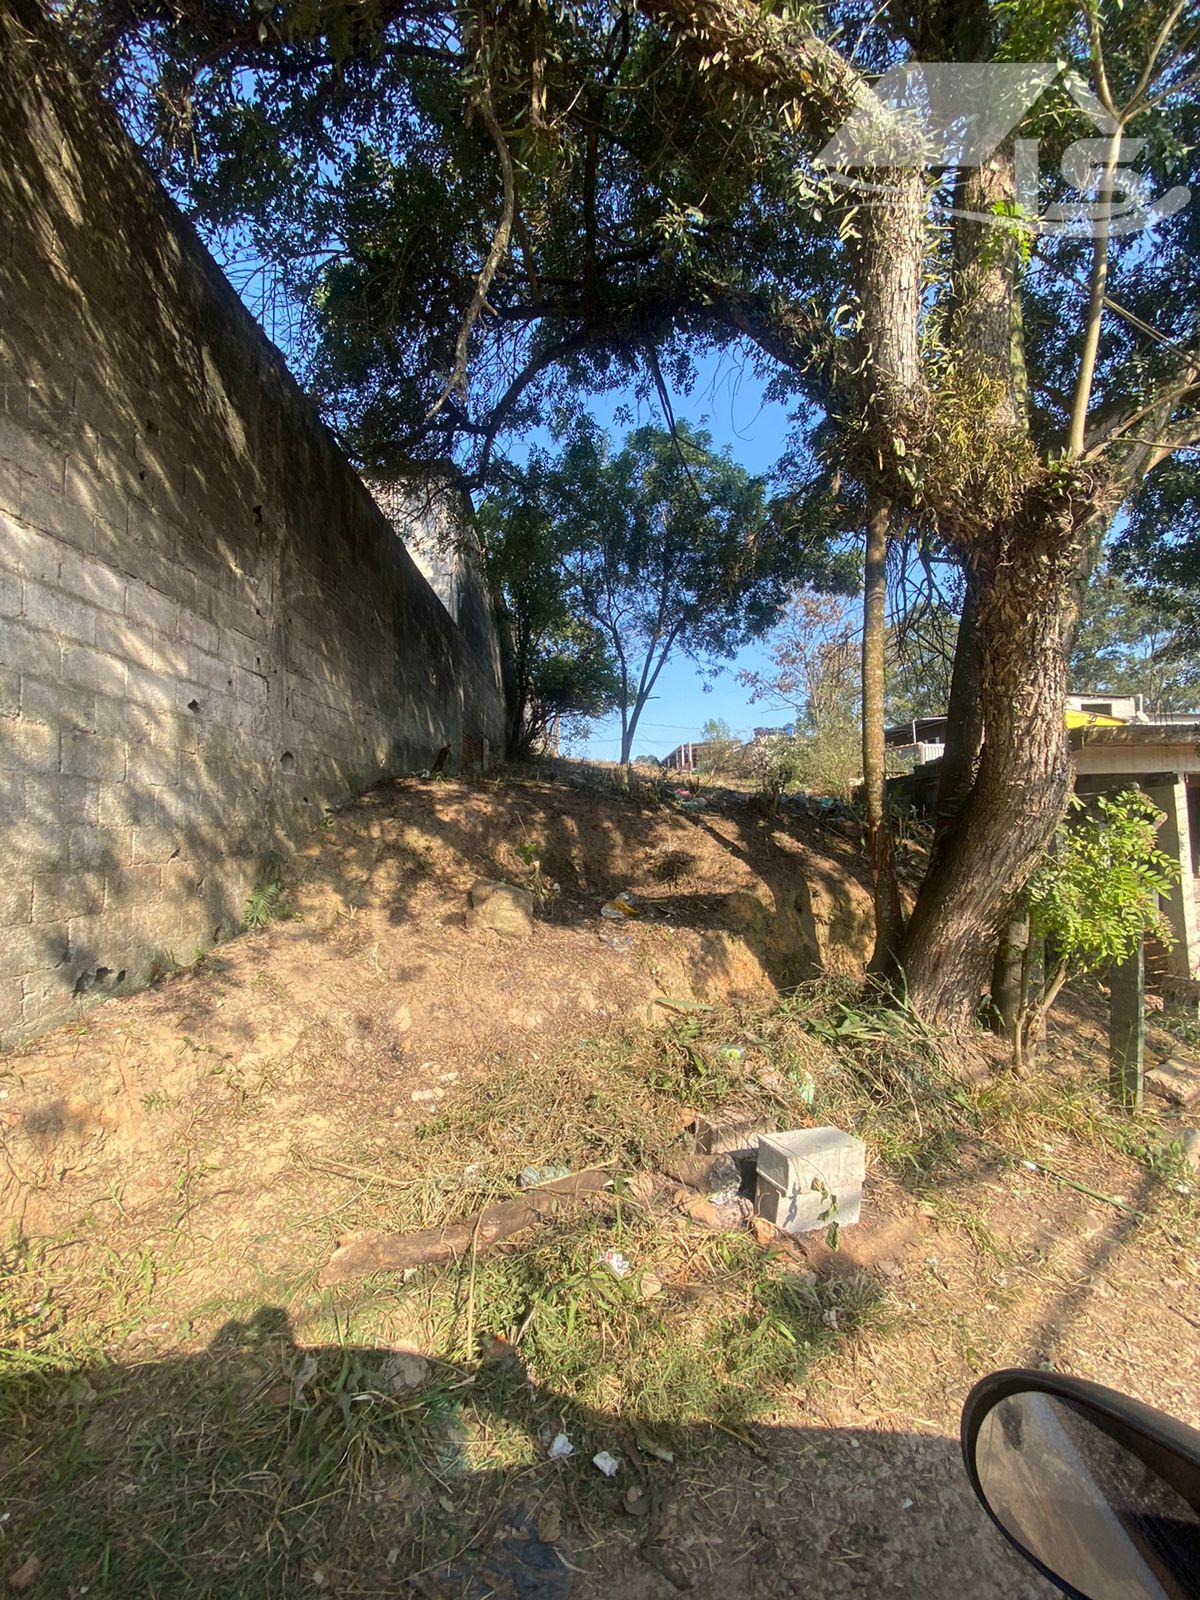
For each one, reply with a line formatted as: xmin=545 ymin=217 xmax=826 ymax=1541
xmin=862 ymin=492 xmax=903 ymax=969
xmin=626 ymin=0 xmax=1128 ymax=1032
xmin=893 ymin=149 xmax=1092 ymax=1029
xmin=933 ymin=585 xmax=982 ymax=838
xmin=898 ymin=509 xmax=1084 ymax=1031
xmin=854 ymin=168 xmax=924 ymax=971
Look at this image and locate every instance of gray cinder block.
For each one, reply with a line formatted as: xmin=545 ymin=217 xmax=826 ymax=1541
xmin=755 ymin=1127 xmax=865 ymax=1235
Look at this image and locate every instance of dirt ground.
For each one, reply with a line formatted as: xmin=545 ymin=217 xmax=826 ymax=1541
xmin=1 ymin=772 xmax=1198 ymax=1600
xmin=0 ymin=773 xmax=873 ymax=1253
xmin=577 ymin=1072 xmax=1200 ymax=1598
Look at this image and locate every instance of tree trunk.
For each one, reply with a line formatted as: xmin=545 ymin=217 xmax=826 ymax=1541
xmin=990 ymin=900 xmax=1027 ymax=1043
xmin=898 ymin=523 xmax=1079 ymax=1032
xmin=495 ymin=605 xmax=527 ymax=761
xmin=895 ymin=146 xmax=1080 ymax=1033
xmin=862 ymin=493 xmax=903 ymax=970
xmin=934 ymin=583 xmax=983 ymax=841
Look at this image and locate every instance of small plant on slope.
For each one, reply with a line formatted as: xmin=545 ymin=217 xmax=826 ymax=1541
xmin=244 ymin=879 xmax=282 ymax=929
xmin=1019 ymin=789 xmax=1178 ymax=1064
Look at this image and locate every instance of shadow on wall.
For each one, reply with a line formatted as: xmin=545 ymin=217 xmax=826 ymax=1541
xmin=0 ymin=1300 xmax=1042 ymax=1600
xmin=0 ymin=3 xmax=502 ymax=1045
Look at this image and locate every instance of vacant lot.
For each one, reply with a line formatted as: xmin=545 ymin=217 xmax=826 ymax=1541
xmin=1 ymin=774 xmax=1196 ymax=1598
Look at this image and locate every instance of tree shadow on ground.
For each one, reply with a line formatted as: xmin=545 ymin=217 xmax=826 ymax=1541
xmin=0 ymin=1299 xmax=1051 ymax=1600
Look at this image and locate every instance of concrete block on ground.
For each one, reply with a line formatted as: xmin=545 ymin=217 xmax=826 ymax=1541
xmin=755 ymin=1126 xmax=865 ymax=1236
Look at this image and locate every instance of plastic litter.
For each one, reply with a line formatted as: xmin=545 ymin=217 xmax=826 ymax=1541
xmin=291 ymin=1352 xmax=319 ymax=1405
xmin=547 ymin=1432 xmax=574 ymax=1461
xmin=636 ymin=1435 xmax=675 ymax=1463
xmin=519 ymin=1164 xmax=572 ymax=1188
xmin=599 ymin=1248 xmax=632 ymax=1279
xmin=592 ymin=1450 xmax=622 ymax=1476
xmin=601 ymin=891 xmax=641 ymax=920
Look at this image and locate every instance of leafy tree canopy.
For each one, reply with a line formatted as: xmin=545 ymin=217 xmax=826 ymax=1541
xmin=1070 ymin=561 xmax=1200 ymax=712
xmin=63 ymin=0 xmax=1199 ymax=520
xmin=58 ymin=0 xmax=1200 ymax=1026
xmin=482 ymin=420 xmax=845 ymax=759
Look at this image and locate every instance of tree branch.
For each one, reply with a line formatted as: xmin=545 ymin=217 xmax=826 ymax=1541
xmin=429 ymin=80 xmax=516 ymax=417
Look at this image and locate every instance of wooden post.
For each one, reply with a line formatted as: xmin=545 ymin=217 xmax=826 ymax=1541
xmin=991 ymin=903 xmax=1028 ymax=1044
xmin=1109 ymin=937 xmax=1144 ymax=1110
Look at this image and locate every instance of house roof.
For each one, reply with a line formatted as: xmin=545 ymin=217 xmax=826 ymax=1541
xmin=889 ymin=712 xmax=1200 ymax=749
xmin=884 ymin=717 xmax=949 ymax=746
xmin=1069 ymin=723 xmax=1200 ymax=749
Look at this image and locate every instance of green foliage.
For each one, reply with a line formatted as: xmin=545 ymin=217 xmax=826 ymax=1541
xmin=751 ymin=733 xmax=807 ymax=812
xmin=696 ymin=717 xmax=739 ymax=774
xmin=61 ymin=0 xmax=1200 ymax=1030
xmin=741 ymin=590 xmax=861 ymax=799
xmin=884 ymin=601 xmax=960 ymax=724
xmin=1029 ymin=790 xmax=1178 ymax=976
xmin=489 ymin=420 xmax=824 ymax=761
xmin=244 ymin=879 xmax=283 ymax=929
xmin=478 ymin=479 xmax=620 ymax=758
xmin=1070 ymin=561 xmax=1200 ymax=712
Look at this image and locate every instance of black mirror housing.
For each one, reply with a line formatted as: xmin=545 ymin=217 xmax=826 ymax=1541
xmin=962 ymin=1369 xmax=1200 ymax=1600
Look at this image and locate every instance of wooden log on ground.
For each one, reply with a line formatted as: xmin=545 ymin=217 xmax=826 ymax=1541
xmin=319 ymin=1168 xmax=612 ymax=1285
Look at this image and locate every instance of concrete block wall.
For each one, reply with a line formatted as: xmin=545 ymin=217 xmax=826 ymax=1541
xmin=0 ymin=1 xmax=505 ymax=1046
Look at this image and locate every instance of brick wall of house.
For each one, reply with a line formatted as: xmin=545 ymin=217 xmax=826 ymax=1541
xmin=0 ymin=1 xmax=505 ymax=1046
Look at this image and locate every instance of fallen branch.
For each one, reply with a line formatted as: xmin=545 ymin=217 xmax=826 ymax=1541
xmin=319 ymin=1168 xmax=613 ymax=1285
xmin=1020 ymin=1157 xmax=1146 ymax=1219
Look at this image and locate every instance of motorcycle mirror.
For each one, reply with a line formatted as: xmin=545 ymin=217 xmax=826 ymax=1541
xmin=962 ymin=1369 xmax=1200 ymax=1599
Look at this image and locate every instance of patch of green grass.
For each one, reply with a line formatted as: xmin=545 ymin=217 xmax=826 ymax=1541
xmin=0 ymin=1206 xmax=871 ymax=1596
xmin=1159 ymin=1005 xmax=1200 ymax=1052
xmin=0 ymin=1301 xmax=475 ymax=1594
xmin=412 ymin=1212 xmax=831 ymax=1429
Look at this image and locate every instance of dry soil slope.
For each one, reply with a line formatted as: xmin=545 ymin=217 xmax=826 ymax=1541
xmin=0 ymin=773 xmax=874 ymax=1250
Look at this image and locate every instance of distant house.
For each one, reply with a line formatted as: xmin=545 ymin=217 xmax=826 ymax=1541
xmin=889 ymin=693 xmax=1200 ymax=988
xmin=664 ymin=724 xmax=796 ymax=770
xmin=662 ymin=740 xmax=713 ymax=771
xmin=885 ymin=694 xmax=1196 ymax=768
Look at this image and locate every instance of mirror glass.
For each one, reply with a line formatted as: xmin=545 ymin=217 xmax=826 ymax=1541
xmin=973 ymin=1390 xmax=1200 ymax=1599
